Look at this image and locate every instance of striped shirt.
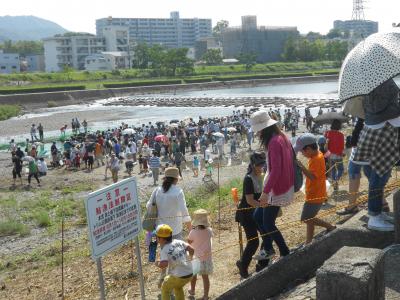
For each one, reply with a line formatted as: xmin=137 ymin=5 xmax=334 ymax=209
xmin=148 ymin=156 xmax=161 ymax=169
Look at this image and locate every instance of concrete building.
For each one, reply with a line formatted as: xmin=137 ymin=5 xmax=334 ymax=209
xmin=0 ymin=50 xmax=20 ymax=74
xmin=96 ymin=11 xmax=212 ymax=49
xmin=84 ymin=52 xmax=129 ymax=71
xmin=43 ymin=27 xmax=129 ymax=72
xmin=24 ymin=54 xmax=45 ymax=72
xmin=221 ymin=16 xmax=298 ymax=63
xmin=333 ymin=20 xmax=378 ymax=38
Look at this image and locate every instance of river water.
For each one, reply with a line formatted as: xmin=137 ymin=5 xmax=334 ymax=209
xmin=1 ymin=80 xmax=340 ymax=144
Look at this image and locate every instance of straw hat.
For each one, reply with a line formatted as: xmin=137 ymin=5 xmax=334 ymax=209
xmin=164 ymin=167 xmax=179 ymax=179
xmin=192 ymin=209 xmax=210 ymax=227
xmin=250 ymin=110 xmax=277 ymax=133
xmin=155 ymin=224 xmax=173 ymax=238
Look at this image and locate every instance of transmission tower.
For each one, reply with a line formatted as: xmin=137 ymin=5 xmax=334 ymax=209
xmin=352 ymin=0 xmax=365 ymax=21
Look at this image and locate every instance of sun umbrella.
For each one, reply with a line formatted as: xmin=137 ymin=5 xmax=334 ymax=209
xmin=338 ymin=31 xmax=400 ymax=103
xmin=170 ymin=119 xmax=180 ymax=124
xmin=22 ymin=156 xmax=34 ymax=162
xmin=122 ymin=128 xmax=135 ymax=135
xmin=212 ymin=132 xmax=224 ymax=138
xmin=169 ymin=123 xmax=179 ymax=128
xmin=154 ymin=135 xmax=167 ymax=142
xmin=314 ymin=112 xmax=349 ymax=125
xmin=226 ymin=127 xmax=237 ymax=132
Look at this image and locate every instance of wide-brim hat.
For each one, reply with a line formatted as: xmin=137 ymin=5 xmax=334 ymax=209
xmin=164 ymin=167 xmax=179 ymax=179
xmin=192 ymin=209 xmax=210 ymax=227
xmin=250 ymin=111 xmax=278 ymax=133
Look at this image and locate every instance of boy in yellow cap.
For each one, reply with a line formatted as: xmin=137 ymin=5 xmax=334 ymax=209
xmin=155 ymin=224 xmax=194 ymax=300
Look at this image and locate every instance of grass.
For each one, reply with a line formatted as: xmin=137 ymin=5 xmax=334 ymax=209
xmin=32 ymin=210 xmax=51 ymax=227
xmin=0 ymin=104 xmax=21 ymax=120
xmin=0 ymin=61 xmax=339 ymax=89
xmin=0 ymin=220 xmax=30 ymax=237
xmin=185 ymin=177 xmax=243 ymax=213
xmin=0 ymin=187 xmax=93 ymax=237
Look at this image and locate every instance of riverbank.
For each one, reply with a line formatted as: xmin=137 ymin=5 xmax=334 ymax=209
xmin=0 ymin=75 xmax=338 ymax=110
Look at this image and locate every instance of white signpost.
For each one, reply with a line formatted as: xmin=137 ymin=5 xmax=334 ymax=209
xmin=85 ymin=177 xmax=145 ymax=300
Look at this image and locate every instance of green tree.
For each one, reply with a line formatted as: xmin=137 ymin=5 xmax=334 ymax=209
xmin=213 ymin=20 xmax=229 ymax=43
xmin=132 ymin=43 xmax=150 ymax=69
xmin=236 ymin=53 xmax=257 ymax=71
xmin=202 ymin=49 xmax=223 ymax=65
xmin=326 ymin=28 xmax=342 ymax=39
xmin=282 ymin=36 xmax=297 ymax=61
xmin=162 ymin=48 xmax=194 ymax=76
xmin=0 ymin=40 xmax=43 ymax=55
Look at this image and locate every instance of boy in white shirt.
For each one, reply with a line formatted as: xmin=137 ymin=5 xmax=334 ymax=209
xmin=155 ymin=224 xmax=194 ymax=300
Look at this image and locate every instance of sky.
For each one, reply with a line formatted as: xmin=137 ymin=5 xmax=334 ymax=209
xmin=2 ymin=0 xmax=398 ymax=34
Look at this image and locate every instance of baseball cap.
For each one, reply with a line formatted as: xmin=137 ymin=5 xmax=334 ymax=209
xmin=293 ymin=133 xmax=317 ymax=153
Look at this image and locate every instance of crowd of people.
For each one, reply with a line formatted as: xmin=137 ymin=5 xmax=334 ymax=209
xmin=6 ymin=87 xmax=397 ymax=299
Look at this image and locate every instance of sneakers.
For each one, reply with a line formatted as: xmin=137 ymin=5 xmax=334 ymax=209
xmin=368 ymin=214 xmax=394 ymax=232
xmin=381 ymin=212 xmax=395 ymax=224
xmin=253 ymin=249 xmax=276 ymax=261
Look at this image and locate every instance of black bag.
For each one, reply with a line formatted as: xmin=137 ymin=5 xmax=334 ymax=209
xmin=292 ymin=148 xmax=303 ymax=193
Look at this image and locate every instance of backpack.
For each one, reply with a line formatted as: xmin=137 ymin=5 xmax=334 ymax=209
xmin=292 ymin=148 xmax=303 ymax=193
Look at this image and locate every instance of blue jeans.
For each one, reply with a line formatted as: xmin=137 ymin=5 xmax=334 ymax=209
xmin=254 ymin=206 xmax=289 ymax=257
xmin=329 ymin=158 xmax=344 ymax=181
xmin=363 ymin=165 xmax=391 ymax=216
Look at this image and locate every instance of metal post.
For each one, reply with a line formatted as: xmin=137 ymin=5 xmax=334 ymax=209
xmin=135 ymin=237 xmax=146 ymax=300
xmin=217 ymin=162 xmax=221 ymax=243
xmin=394 ymin=190 xmax=400 ymax=244
xmin=61 ymin=208 xmax=65 ymax=300
xmin=96 ymin=259 xmax=106 ymax=300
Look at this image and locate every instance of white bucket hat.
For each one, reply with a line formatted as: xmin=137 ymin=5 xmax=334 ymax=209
xmin=250 ymin=110 xmax=278 ymax=133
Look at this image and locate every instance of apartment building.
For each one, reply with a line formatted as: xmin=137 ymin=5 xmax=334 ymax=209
xmin=96 ymin=11 xmax=212 ymax=49
xmin=0 ymin=50 xmax=20 ymax=74
xmin=43 ymin=26 xmax=129 ymax=72
xmin=222 ymin=16 xmax=298 ymax=63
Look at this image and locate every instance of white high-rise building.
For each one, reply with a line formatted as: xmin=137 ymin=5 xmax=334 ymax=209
xmin=96 ymin=12 xmax=212 ymax=49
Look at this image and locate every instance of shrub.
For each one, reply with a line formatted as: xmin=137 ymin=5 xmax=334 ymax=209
xmin=47 ymin=101 xmax=57 ymax=108
xmin=183 ymin=77 xmax=213 ymax=83
xmin=0 ymin=104 xmax=21 ymax=121
xmin=0 ymin=221 xmax=30 ymax=237
xmin=0 ymin=85 xmax=86 ymax=95
xmin=33 ymin=211 xmax=51 ymax=228
xmin=103 ymin=79 xmax=182 ymax=88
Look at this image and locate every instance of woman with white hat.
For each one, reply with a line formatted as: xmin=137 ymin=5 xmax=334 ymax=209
xmin=250 ymin=110 xmax=295 ymax=259
xmin=146 ymin=167 xmax=191 ymax=240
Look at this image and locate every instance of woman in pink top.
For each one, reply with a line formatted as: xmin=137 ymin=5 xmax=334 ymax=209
xmin=250 ymin=110 xmax=294 ymax=259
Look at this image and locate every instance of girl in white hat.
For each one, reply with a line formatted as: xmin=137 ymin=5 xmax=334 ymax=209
xmin=188 ymin=209 xmax=213 ymax=300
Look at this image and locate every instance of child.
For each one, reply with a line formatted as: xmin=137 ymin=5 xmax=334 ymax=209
xmin=155 ymin=224 xmax=194 ymax=300
xmin=193 ymin=156 xmax=199 ymax=177
xmin=188 ymin=209 xmax=213 ymax=300
xmin=138 ymin=154 xmax=144 ymax=174
xmin=294 ymin=133 xmax=336 ymax=245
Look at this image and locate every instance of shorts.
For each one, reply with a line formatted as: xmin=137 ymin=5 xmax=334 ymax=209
xmin=348 ymin=160 xmax=362 ymax=180
xmin=301 ymin=202 xmax=322 ymax=221
xmin=13 ymin=169 xmax=21 ymax=179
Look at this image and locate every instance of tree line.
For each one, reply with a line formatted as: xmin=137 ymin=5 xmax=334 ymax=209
xmin=281 ymin=36 xmax=349 ymax=62
xmin=0 ymin=40 xmax=44 ymax=55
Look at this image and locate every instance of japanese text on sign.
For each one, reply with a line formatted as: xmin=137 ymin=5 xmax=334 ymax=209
xmin=86 ymin=177 xmax=142 ymax=259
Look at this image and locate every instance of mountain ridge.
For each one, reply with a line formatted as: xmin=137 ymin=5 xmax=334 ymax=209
xmin=0 ymin=15 xmax=68 ymax=41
